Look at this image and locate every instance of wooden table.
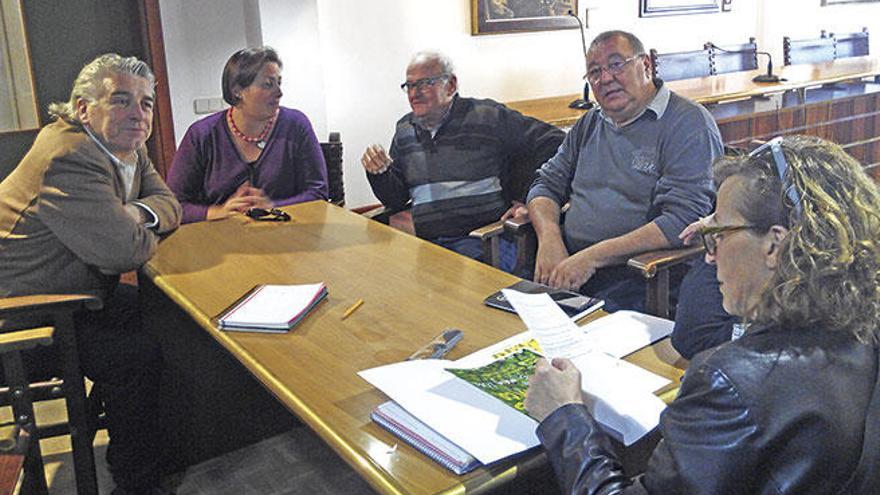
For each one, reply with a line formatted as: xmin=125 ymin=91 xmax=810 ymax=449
xmin=141 ymin=201 xmax=685 ymax=495
xmin=508 ymin=56 xmax=880 ymax=128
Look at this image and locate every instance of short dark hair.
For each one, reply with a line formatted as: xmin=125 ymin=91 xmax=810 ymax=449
xmin=589 ymin=30 xmax=646 ymax=56
xmin=221 ymin=47 xmax=283 ymax=106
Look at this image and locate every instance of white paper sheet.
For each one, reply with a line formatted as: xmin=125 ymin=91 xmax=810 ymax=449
xmin=580 ymin=310 xmax=675 ymax=358
xmin=359 ymin=302 xmax=677 ymax=463
xmin=359 ymin=359 xmax=540 ymax=464
xmin=570 ymin=350 xmax=668 ymax=445
xmin=501 ymin=289 xmax=590 ymax=359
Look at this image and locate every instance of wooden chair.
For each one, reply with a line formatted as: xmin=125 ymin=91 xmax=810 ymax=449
xmin=649 ymin=47 xmax=713 ymax=82
xmin=475 ymin=212 xmax=704 ymax=318
xmin=0 ymin=294 xmax=103 ymax=495
xmin=783 ymin=34 xmax=836 ymax=65
xmin=831 ymin=27 xmax=869 ymax=59
xmin=321 ymin=132 xmax=344 ymax=206
xmin=0 ymin=326 xmax=55 ymax=494
xmin=706 ymin=38 xmax=758 ymax=75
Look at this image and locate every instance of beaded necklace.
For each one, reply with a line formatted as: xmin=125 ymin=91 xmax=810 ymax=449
xmin=226 ymin=107 xmax=278 ymax=149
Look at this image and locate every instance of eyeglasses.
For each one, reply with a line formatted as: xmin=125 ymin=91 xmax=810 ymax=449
xmin=245 ymin=207 xmax=290 ymax=222
xmin=400 ymin=75 xmax=449 ymax=93
xmin=699 ymin=224 xmax=761 ymax=255
xmin=586 ymin=54 xmax=644 ymax=84
xmin=749 ymin=137 xmax=802 ymax=215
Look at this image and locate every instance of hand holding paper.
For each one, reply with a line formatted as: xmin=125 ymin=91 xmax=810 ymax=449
xmin=524 ymin=358 xmax=584 ymax=422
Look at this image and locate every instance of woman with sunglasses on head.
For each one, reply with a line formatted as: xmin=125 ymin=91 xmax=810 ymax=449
xmin=167 ymin=47 xmax=328 ymax=224
xmin=526 ymin=135 xmax=880 ymax=494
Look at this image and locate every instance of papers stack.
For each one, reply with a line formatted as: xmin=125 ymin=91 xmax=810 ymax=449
xmin=360 ymin=292 xmax=676 ymax=472
xmin=217 ymin=283 xmax=327 ymax=332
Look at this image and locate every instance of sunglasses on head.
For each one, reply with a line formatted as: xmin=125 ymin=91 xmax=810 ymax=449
xmin=749 ymin=137 xmax=801 ymax=215
xmin=245 ymin=207 xmax=290 ymax=222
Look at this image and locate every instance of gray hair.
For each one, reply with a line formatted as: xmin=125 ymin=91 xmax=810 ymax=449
xmin=48 ymin=53 xmax=155 ymax=121
xmin=589 ymin=30 xmax=646 ymax=56
xmin=408 ymin=51 xmax=456 ymax=76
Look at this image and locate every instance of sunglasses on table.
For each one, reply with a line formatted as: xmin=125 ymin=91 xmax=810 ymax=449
xmin=245 ymin=207 xmax=290 ymax=222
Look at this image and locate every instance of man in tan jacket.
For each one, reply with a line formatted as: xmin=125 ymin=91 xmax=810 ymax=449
xmin=0 ymin=54 xmax=181 ymax=495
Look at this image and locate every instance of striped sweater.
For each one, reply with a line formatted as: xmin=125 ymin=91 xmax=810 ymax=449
xmin=368 ymin=96 xmax=563 ymax=240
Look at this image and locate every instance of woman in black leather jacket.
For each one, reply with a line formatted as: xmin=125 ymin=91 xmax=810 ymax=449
xmin=524 ymin=135 xmax=880 ymax=494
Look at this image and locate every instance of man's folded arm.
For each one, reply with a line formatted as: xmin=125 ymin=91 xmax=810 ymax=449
xmin=39 ymin=155 xmax=161 ymax=273
xmin=133 ymin=151 xmax=182 ymax=234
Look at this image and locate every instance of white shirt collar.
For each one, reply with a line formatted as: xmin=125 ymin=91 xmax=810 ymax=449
xmin=83 ymin=124 xmax=137 ymax=198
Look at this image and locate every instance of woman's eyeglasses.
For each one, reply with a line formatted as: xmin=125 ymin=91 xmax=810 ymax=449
xmin=245 ymin=207 xmax=290 ymax=222
xmin=699 ymin=224 xmax=760 ymax=255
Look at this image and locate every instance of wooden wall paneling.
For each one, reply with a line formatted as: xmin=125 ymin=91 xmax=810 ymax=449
xmin=864 ymin=163 xmax=880 ymax=181
xmin=753 ymin=108 xmax=784 ymax=141
xmin=870 ymin=93 xmax=880 ymax=166
xmin=716 ymin=117 xmax=752 ymax=147
xmin=804 ymin=102 xmax=833 ymax=140
xmin=847 ymin=95 xmax=871 ymax=163
xmin=829 ymin=98 xmax=854 ymax=145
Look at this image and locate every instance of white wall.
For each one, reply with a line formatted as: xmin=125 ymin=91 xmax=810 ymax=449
xmin=159 ymin=0 xmax=249 ymax=147
xmin=160 ymin=0 xmax=876 ymax=207
xmin=258 ymin=0 xmax=328 ymax=137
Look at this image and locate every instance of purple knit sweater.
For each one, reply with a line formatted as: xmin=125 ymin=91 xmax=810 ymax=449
xmin=167 ymin=107 xmax=328 ymax=223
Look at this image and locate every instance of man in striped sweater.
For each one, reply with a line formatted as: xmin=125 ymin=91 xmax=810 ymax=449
xmin=362 ymin=51 xmax=564 ymax=273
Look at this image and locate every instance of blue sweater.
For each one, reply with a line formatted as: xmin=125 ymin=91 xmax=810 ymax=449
xmin=527 ymin=84 xmax=722 ymax=253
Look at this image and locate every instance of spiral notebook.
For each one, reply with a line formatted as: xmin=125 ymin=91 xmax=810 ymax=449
xmin=216 ymin=283 xmax=327 ymax=332
xmin=371 ymin=400 xmax=480 ymax=475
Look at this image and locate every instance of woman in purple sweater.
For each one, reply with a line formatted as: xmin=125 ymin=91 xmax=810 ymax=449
xmin=168 ymin=47 xmax=328 ymax=223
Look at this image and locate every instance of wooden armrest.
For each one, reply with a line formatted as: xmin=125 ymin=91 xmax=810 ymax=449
xmin=469 ymin=220 xmax=505 ymax=240
xmin=358 ymin=203 xmax=411 ymax=224
xmin=0 ymin=327 xmax=54 ymax=353
xmin=503 ymin=215 xmax=535 ymax=236
xmin=627 ymin=245 xmax=704 ymax=279
xmin=502 ymin=203 xmax=569 ymax=236
xmin=350 ymin=203 xmax=383 ymax=215
xmin=0 ymin=294 xmax=101 ymax=317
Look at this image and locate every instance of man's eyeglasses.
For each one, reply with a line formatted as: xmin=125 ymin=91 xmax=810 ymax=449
xmin=245 ymin=207 xmax=290 ymax=222
xmin=400 ymin=75 xmax=449 ymax=93
xmin=586 ymin=54 xmax=644 ymax=84
xmin=699 ymin=224 xmax=760 ymax=255
xmin=749 ymin=137 xmax=801 ymax=215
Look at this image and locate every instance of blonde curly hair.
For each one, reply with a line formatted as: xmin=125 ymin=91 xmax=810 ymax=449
xmin=714 ymin=135 xmax=880 ymax=344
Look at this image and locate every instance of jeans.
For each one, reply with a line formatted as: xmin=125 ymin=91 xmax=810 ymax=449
xmin=434 ymin=235 xmax=518 ymax=274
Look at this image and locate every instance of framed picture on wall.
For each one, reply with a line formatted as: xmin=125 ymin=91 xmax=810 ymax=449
xmin=471 ymin=0 xmax=579 ymax=35
xmin=822 ymin=0 xmax=880 ymax=4
xmin=639 ymin=0 xmax=721 ymax=17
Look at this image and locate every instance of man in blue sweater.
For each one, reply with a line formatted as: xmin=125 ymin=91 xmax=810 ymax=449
xmin=526 ymin=30 xmax=723 ymax=311
xmin=362 ymin=51 xmax=564 ymax=273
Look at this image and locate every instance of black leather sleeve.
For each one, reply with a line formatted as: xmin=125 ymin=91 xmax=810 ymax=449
xmin=537 ymin=404 xmax=649 ymax=495
xmin=537 ymin=362 xmax=764 ymax=494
